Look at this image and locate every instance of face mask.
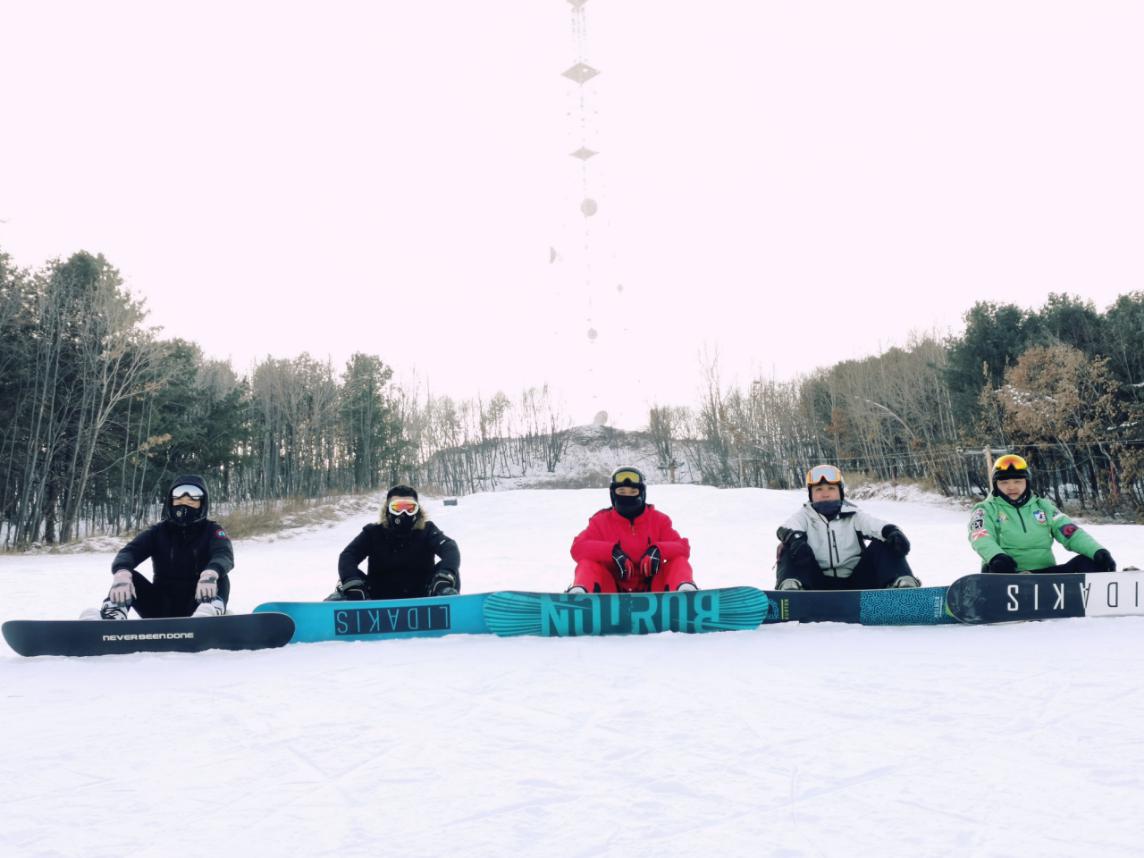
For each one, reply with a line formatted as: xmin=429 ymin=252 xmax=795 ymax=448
xmin=811 ymin=500 xmax=843 ymax=519
xmin=170 ymin=501 xmax=205 ymax=526
xmin=388 ymin=512 xmax=415 ymax=531
xmin=613 ymin=494 xmax=645 ymax=518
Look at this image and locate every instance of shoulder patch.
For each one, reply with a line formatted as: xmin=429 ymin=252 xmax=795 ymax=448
xmin=215 ymin=528 xmax=228 ymax=539
xmin=1060 ymin=523 xmax=1078 ymax=539
xmin=970 ymin=510 xmax=984 ymax=531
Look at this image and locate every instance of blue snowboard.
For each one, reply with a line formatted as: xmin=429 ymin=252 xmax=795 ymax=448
xmin=763 ymin=586 xmax=955 ymax=625
xmin=253 ymin=593 xmax=491 ymax=643
xmin=482 ymin=587 xmax=769 ymax=637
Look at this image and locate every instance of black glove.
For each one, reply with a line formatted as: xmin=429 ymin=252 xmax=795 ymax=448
xmin=782 ymin=530 xmax=815 ymax=564
xmin=987 ymin=553 xmax=1018 ymax=574
xmin=1092 ymin=549 xmax=1116 ymax=572
xmin=324 ymin=577 xmax=368 ymax=601
xmin=881 ymin=525 xmax=911 ymax=556
xmin=612 ymin=543 xmax=634 ymax=580
xmin=639 ymin=545 xmax=662 ymax=579
xmin=429 ymin=569 xmax=460 ymax=596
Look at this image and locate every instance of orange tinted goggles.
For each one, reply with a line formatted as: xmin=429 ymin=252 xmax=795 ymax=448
xmin=387 ymin=498 xmax=420 ymax=516
xmin=993 ymin=454 xmax=1028 ymax=472
xmin=806 ymin=464 xmax=843 ymax=486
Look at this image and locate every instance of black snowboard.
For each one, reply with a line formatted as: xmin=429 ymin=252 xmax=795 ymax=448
xmin=946 ymin=572 xmax=1144 ymax=624
xmin=2 ymin=613 xmax=296 ymax=657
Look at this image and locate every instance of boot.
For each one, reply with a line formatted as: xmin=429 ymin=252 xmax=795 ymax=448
xmin=192 ymin=598 xmax=225 ymax=617
xmin=99 ymin=601 xmax=129 ymax=620
xmin=889 ymin=574 xmax=921 ymax=589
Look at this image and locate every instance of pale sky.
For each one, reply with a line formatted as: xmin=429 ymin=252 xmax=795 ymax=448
xmin=2 ymin=1 xmax=1141 ymax=429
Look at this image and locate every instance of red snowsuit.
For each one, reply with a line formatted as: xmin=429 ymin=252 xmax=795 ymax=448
xmin=570 ymin=504 xmax=695 ymax=593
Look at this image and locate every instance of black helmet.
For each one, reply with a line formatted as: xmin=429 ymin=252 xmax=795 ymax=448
xmin=384 ymin=484 xmax=421 ymax=530
xmin=609 ymin=467 xmax=647 ymax=519
xmin=166 ymin=474 xmax=209 ymax=527
xmin=609 ymin=467 xmax=646 ymax=501
xmin=991 ymin=454 xmax=1031 ymax=505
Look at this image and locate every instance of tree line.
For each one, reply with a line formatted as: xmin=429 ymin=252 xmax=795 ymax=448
xmin=656 ymin=293 xmax=1144 ymax=514
xmin=3 ymin=246 xmax=1142 ymax=548
xmin=0 ymin=250 xmax=570 ymax=548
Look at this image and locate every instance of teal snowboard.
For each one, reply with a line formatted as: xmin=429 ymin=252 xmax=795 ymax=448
xmin=482 ymin=587 xmax=769 ymax=637
xmin=253 ymin=593 xmax=490 ymax=643
xmin=763 ymin=586 xmax=955 ymax=625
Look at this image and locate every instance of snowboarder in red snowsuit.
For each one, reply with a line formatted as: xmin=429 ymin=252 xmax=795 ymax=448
xmin=568 ymin=467 xmax=697 ymax=594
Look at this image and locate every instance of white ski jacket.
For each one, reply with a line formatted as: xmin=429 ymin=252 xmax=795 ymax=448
xmin=779 ymin=500 xmax=891 ymax=578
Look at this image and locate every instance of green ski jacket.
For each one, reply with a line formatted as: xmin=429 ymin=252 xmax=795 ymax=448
xmin=968 ymin=494 xmax=1102 ymax=572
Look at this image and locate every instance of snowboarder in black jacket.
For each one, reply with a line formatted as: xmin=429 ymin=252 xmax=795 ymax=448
xmin=85 ymin=474 xmax=234 ymax=620
xmin=326 ymin=485 xmax=461 ymax=601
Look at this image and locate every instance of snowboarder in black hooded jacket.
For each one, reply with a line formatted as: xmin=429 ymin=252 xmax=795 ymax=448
xmin=85 ymin=474 xmax=234 ymax=620
xmin=327 ymin=485 xmax=461 ymax=601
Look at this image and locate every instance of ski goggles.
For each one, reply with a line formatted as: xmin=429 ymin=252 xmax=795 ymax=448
xmin=170 ymin=484 xmax=205 ymax=501
xmin=993 ymin=454 xmax=1029 ymax=473
xmin=805 ymin=464 xmax=843 ymax=486
xmin=611 ymin=469 xmax=645 ymax=486
xmin=387 ymin=498 xmax=420 ymax=516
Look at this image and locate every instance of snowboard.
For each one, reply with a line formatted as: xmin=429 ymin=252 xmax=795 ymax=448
xmin=253 ymin=593 xmax=491 ymax=643
xmin=946 ymin=571 xmax=1144 ymax=624
xmin=2 ymin=613 xmax=295 ymax=658
xmin=763 ymin=586 xmax=955 ymax=626
xmin=482 ymin=587 xmax=769 ymax=637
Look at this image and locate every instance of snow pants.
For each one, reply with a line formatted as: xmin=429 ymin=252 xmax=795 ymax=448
xmin=572 ymin=557 xmax=696 ymax=593
xmin=776 ymin=539 xmax=913 ymax=590
xmin=991 ymin=553 xmax=1104 ymax=576
xmin=113 ymin=571 xmax=231 ymax=618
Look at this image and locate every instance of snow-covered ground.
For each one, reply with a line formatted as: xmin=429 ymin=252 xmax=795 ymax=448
xmin=2 ymin=485 xmax=1143 ymax=858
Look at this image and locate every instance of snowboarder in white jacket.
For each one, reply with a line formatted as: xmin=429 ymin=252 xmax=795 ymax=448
xmin=775 ymin=464 xmax=920 ymax=591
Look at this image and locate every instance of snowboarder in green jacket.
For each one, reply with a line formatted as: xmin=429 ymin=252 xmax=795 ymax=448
xmin=968 ymin=454 xmax=1116 ymax=574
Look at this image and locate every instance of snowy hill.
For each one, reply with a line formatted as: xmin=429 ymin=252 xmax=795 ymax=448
xmin=2 ymin=486 xmax=1143 ymax=857
xmin=426 ymin=423 xmax=707 ymax=492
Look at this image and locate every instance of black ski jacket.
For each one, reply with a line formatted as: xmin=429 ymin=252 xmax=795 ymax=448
xmin=112 ymin=519 xmax=234 ymax=586
xmin=338 ymin=518 xmax=460 ymax=599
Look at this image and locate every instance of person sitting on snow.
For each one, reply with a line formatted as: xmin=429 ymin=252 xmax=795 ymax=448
xmin=775 ymin=464 xmax=919 ymax=591
xmin=968 ymin=454 xmax=1115 ymax=574
xmin=83 ymin=474 xmax=234 ymax=620
xmin=567 ymin=467 xmax=698 ymax=594
xmin=326 ymin=485 xmax=461 ymax=601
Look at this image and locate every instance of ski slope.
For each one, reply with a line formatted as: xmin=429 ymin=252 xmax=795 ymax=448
xmin=2 ymin=486 xmax=1143 ymax=858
